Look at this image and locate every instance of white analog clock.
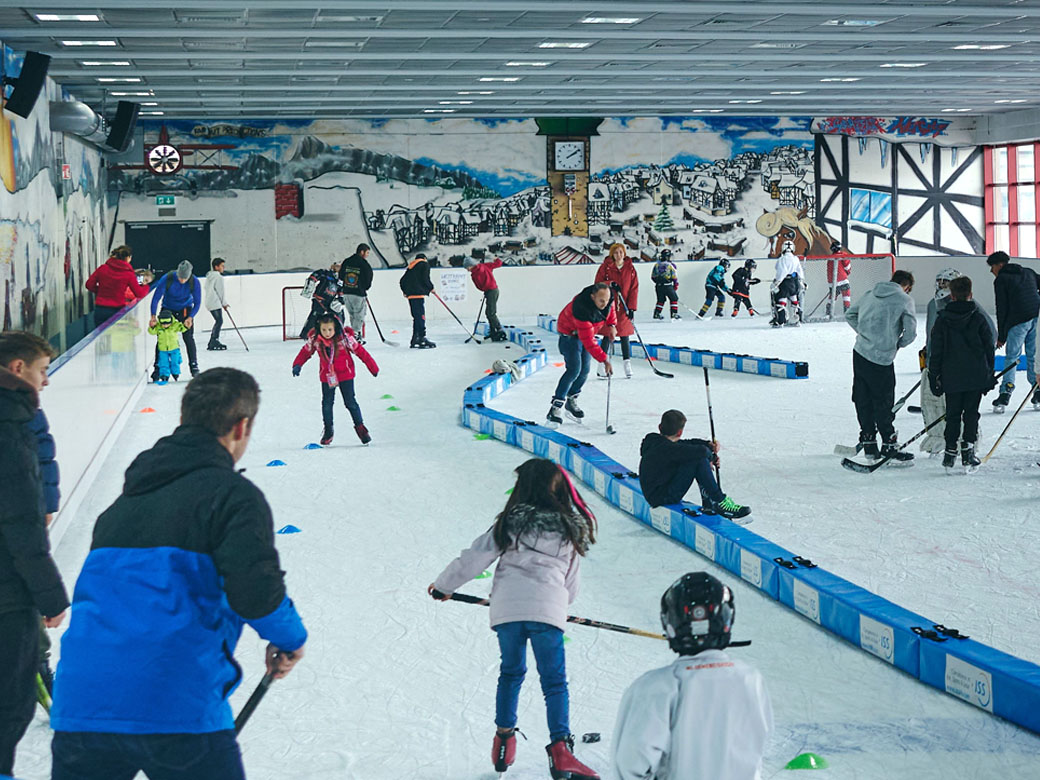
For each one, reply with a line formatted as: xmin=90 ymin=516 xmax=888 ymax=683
xmin=554 ymin=140 xmax=585 ymax=171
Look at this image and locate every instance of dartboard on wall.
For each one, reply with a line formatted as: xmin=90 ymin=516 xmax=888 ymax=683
xmin=147 ymin=144 xmax=182 ymax=175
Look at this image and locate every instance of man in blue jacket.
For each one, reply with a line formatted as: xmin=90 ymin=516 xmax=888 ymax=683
xmin=150 ymin=260 xmax=203 ymax=379
xmin=51 ymin=368 xmax=307 ymax=780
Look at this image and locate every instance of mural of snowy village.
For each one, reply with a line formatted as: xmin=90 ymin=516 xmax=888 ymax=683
xmin=111 ymin=116 xmax=819 ymax=271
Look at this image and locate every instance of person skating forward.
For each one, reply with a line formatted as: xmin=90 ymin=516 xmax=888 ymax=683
xmin=547 ymin=283 xmax=615 ymax=427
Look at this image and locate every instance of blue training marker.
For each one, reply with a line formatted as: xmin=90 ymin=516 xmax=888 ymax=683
xmin=277 ymin=525 xmax=301 ymax=534
xmin=304 ymin=443 xmax=322 ymax=450
xmin=266 ymin=459 xmax=287 ymax=467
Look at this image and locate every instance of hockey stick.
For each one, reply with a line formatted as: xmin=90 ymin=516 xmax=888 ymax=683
xmin=234 ymin=671 xmax=273 ymax=734
xmin=676 ymin=298 xmax=703 ymax=318
xmin=605 ymin=369 xmax=616 ymax=434
xmin=433 ymin=291 xmax=481 ymax=343
xmin=703 ymin=366 xmax=721 ymax=488
xmin=892 ymin=377 xmax=923 ymax=414
xmin=365 ymin=299 xmax=400 ymax=347
xmin=36 ymin=672 xmax=51 ymax=713
xmin=433 ymin=590 xmax=666 ymax=640
xmin=611 ymin=287 xmax=673 ymax=378
xmin=222 ymin=308 xmax=249 ymax=352
xmin=466 ymin=294 xmax=486 ymax=344
xmin=981 ymin=382 xmax=1039 ymax=464
xmin=841 ymin=414 xmax=946 ymax=473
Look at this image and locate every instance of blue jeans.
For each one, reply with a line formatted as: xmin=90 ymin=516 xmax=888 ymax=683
xmin=1002 ymin=318 xmax=1037 ymax=394
xmin=208 ymin=309 xmax=223 ymax=345
xmin=658 ymin=458 xmax=724 ymax=507
xmin=322 ymin=380 xmax=363 ymax=428
xmin=553 ymin=334 xmax=592 ymax=402
xmin=494 ymin=622 xmax=569 ymax=741
xmin=51 ymin=730 xmax=245 ymax=780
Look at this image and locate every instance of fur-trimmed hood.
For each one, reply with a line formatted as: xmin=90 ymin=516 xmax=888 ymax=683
xmin=500 ymin=503 xmax=591 ymax=555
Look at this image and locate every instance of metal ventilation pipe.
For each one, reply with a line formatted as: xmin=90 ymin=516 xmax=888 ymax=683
xmin=49 ymin=100 xmax=111 ymax=147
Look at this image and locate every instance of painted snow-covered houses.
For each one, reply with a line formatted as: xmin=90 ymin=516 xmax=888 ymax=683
xmin=587 ymin=182 xmax=612 ymax=223
xmin=650 ymin=175 xmax=679 ymax=206
xmin=689 ymin=174 xmax=738 ymax=216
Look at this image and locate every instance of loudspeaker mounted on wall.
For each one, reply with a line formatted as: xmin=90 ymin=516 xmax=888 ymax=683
xmin=1 ymin=51 xmax=51 ymax=119
xmin=106 ymin=100 xmax=139 ymax=153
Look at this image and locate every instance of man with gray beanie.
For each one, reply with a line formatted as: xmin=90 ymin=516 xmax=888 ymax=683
xmin=150 ymin=260 xmax=203 ymax=378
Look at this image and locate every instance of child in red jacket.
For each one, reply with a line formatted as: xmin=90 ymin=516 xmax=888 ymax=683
xmin=293 ymin=315 xmax=378 ymax=446
xmin=464 ymin=257 xmax=506 ymax=341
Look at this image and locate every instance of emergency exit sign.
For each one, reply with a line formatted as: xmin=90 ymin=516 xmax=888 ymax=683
xmin=155 ymin=195 xmax=175 ymax=206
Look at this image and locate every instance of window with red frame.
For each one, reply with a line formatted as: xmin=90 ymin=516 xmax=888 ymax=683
xmin=985 ymin=143 xmax=1040 ymax=258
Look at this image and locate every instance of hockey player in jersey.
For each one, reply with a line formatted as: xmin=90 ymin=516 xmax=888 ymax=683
xmin=825 ymin=241 xmax=853 ymax=318
xmin=730 ymin=259 xmax=760 ymax=317
xmin=611 ymin=572 xmax=772 ymax=780
xmin=770 ymin=243 xmax=804 ymax=327
xmin=696 ymin=259 xmax=730 ymax=319
xmin=651 ymin=249 xmax=681 ymax=320
xmin=299 ymin=261 xmax=345 ymax=339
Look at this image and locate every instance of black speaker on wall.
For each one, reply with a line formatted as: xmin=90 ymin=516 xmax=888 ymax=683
xmin=105 ymin=100 xmax=139 ymax=153
xmin=1 ymin=51 xmax=51 ymax=119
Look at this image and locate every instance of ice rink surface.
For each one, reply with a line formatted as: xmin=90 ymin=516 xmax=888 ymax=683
xmin=15 ymin=312 xmax=1040 ymax=780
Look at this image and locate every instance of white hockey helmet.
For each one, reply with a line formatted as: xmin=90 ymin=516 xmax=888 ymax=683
xmin=935 ymin=268 xmax=960 ymax=299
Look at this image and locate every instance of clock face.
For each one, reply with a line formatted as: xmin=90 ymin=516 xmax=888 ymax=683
xmin=148 ymin=144 xmax=182 ymax=175
xmin=554 ymin=140 xmax=585 ymax=171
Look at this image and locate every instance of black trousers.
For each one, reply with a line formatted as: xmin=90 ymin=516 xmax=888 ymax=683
xmin=852 ymin=350 xmax=897 ymax=442
xmin=208 ymin=308 xmax=223 ymax=345
xmin=601 ymin=335 xmax=631 ymax=360
xmin=93 ymin=305 xmax=122 ymax=329
xmin=154 ymin=308 xmax=197 ymax=371
xmin=651 ymin=457 xmax=724 ymax=508
xmin=944 ymin=390 xmax=983 ymax=449
xmin=409 ymin=298 xmax=427 ymax=342
xmin=0 ymin=609 xmax=39 ymax=776
xmin=654 ymin=284 xmax=678 ymax=312
xmin=732 ymin=292 xmax=754 ymax=312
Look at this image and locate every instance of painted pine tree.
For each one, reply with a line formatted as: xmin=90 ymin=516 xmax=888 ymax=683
xmin=653 ymin=203 xmax=675 ymax=232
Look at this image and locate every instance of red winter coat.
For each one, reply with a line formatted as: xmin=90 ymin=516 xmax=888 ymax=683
xmin=557 ymin=287 xmax=618 ymax=364
xmin=85 ymin=257 xmax=150 ymax=308
xmin=595 ymin=256 xmax=639 ymax=339
xmin=293 ymin=326 xmax=378 ymax=386
xmin=468 ymin=258 xmax=503 ymax=292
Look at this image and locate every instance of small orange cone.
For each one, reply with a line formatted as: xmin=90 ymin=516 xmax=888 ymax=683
xmin=139 ymin=407 xmax=156 ymax=413
xmin=553 ymin=362 xmax=564 ymax=367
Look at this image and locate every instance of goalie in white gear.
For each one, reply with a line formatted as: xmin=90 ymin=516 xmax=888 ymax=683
xmin=611 ymin=573 xmax=773 ymax=780
xmin=770 ymin=241 xmax=805 ymax=327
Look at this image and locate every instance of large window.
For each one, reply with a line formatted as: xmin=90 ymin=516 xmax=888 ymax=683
xmin=985 ymin=144 xmax=1040 ymax=258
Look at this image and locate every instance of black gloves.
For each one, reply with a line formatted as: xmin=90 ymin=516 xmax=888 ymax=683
xmin=292 ymin=365 xmax=301 ymax=377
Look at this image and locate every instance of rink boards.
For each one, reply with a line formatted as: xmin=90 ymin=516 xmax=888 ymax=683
xmin=462 ymin=323 xmax=1040 ymax=737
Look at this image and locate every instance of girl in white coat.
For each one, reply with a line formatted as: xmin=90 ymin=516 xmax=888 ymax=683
xmin=430 ymin=458 xmax=600 ymax=780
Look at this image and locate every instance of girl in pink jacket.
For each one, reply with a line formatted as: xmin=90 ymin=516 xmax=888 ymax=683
xmin=429 ymin=458 xmax=600 ymax=780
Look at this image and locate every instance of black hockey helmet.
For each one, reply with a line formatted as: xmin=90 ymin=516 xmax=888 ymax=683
xmin=659 ymin=248 xmax=672 ymax=262
xmin=744 ymin=259 xmax=757 ymax=271
xmin=661 ymin=572 xmax=734 ymax=655
xmin=829 ymin=240 xmax=842 ymax=254
xmin=719 ymin=258 xmax=731 ymax=269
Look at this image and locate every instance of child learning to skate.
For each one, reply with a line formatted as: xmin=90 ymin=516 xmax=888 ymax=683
xmin=147 ymin=309 xmax=187 ymax=383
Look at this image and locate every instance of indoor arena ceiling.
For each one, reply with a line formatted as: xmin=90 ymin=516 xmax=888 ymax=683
xmin=4 ymin=1 xmax=1040 ymax=120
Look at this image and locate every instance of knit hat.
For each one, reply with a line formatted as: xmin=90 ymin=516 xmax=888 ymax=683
xmin=176 ymin=260 xmax=193 ymax=280
xmin=463 ymin=257 xmax=478 ymax=269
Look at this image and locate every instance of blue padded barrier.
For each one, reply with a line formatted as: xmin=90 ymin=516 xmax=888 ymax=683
xmin=994 ymin=353 xmax=1028 ymax=372
xmin=535 ymin=314 xmax=808 ymax=379
xmin=464 ymin=322 xmax=1040 ymax=735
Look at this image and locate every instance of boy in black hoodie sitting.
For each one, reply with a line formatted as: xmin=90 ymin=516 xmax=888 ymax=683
xmin=638 ymin=410 xmax=750 ymax=519
xmin=928 ymin=275 xmax=996 ymax=473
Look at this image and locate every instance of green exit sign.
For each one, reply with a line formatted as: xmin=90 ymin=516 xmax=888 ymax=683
xmin=155 ymin=195 xmax=175 ymax=206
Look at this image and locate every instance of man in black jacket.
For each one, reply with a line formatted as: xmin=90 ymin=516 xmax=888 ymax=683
xmin=50 ymin=368 xmax=306 ymax=780
xmin=339 ymin=242 xmax=374 ymax=339
xmin=928 ymin=276 xmax=996 ymax=472
xmin=0 ymin=332 xmax=68 ymax=776
xmin=638 ymin=410 xmax=750 ymax=520
xmin=987 ymin=251 xmax=1040 ymax=411
xmin=400 ymin=252 xmax=436 ymax=348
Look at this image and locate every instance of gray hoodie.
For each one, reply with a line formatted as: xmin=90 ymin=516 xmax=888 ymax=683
xmin=845 ymin=281 xmax=917 ymax=366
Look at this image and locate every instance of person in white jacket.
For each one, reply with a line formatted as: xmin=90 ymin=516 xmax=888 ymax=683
xmin=205 ymin=257 xmax=229 ymax=351
xmin=770 ymin=241 xmax=805 ymax=327
xmin=429 ymin=458 xmax=600 ymax=780
xmin=611 ymin=572 xmax=772 ymax=780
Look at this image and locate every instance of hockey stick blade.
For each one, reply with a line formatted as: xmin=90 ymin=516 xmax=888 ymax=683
xmin=833 ymin=443 xmax=861 ymax=456
xmin=842 ymin=414 xmax=946 ymax=474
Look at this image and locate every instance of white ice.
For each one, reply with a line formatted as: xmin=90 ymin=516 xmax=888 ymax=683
xmin=15 ymin=312 xmax=1040 ymax=780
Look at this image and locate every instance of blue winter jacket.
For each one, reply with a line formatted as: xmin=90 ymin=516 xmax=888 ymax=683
xmin=29 ymin=407 xmax=60 ymax=514
xmin=51 ymin=425 xmax=307 ymax=734
xmin=150 ymin=273 xmax=203 ymax=317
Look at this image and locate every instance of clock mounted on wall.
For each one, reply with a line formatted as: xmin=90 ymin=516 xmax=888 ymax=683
xmin=553 ymin=140 xmax=586 ymax=171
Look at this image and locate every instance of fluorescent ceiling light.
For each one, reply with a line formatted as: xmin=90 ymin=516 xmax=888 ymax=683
xmin=61 ymin=40 xmax=117 ymax=46
xmin=458 ymin=91 xmax=494 ymax=95
xmin=505 ymin=61 xmax=551 ymax=67
xmin=141 ymin=102 xmax=158 ymax=106
xmin=141 ymin=111 xmax=164 ymax=115
xmin=80 ymin=60 xmax=130 ymax=66
xmin=35 ymin=13 xmax=100 ymax=21
xmin=941 ymin=108 xmax=972 ymax=112
xmin=954 ymin=44 xmax=1011 ymax=50
xmin=581 ymin=17 xmax=641 ymax=24
xmin=995 ymin=99 xmax=1028 ymax=104
xmin=750 ymin=42 xmax=807 ymax=49
xmin=314 ymin=15 xmax=383 ymax=23
xmin=880 ymin=62 xmax=927 ymax=68
xmin=691 ymin=109 xmax=724 ymax=113
xmin=424 ymin=109 xmax=455 ymax=113
xmin=770 ymin=90 xmax=806 ymax=95
xmin=303 ymin=40 xmax=365 ymax=48
xmin=538 ymin=42 xmax=592 ymax=49
xmin=110 ymin=90 xmax=153 ymax=96
xmin=479 ymin=77 xmax=520 ymax=82
xmin=822 ymin=19 xmax=886 ymax=26
xmin=820 ymin=77 xmax=860 ymax=82
xmin=97 ymin=77 xmax=141 ymax=82
xmin=439 ymin=101 xmax=473 ymax=104
xmin=728 ymin=99 xmax=763 ymax=104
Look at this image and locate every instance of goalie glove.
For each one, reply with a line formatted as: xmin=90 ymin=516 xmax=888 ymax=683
xmin=770 ymin=280 xmax=780 ymax=294
xmin=330 ymin=297 xmax=345 ymax=314
xmin=301 ymin=278 xmax=316 ymax=299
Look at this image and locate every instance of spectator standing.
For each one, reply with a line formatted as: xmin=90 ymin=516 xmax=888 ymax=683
xmin=150 ymin=260 xmax=202 ymax=378
xmin=85 ymin=245 xmax=150 ymax=329
xmin=986 ymin=251 xmax=1040 ymax=411
xmin=595 ymin=243 xmax=639 ymax=378
xmin=338 ymin=243 xmax=374 ymax=340
xmin=205 ymin=257 xmax=229 ymax=351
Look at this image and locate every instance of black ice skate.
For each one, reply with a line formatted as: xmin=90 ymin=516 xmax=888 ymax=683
xmin=354 ymin=423 xmax=371 ymax=445
xmin=189 ymin=363 xmax=200 ymax=377
xmin=207 ymin=341 xmax=227 ymax=351
xmin=411 ymin=337 xmax=437 ymax=349
xmin=942 ymin=449 xmax=957 ymax=473
xmin=881 ymin=436 xmax=914 ymax=466
xmin=546 ymin=399 xmax=564 ymax=428
xmin=992 ymin=386 xmax=1013 ymax=413
xmin=320 ymin=426 xmax=334 ymax=446
xmin=1032 ymin=387 xmax=1040 ymax=409
xmin=564 ymin=395 xmax=585 ymax=422
xmin=961 ymin=442 xmax=980 ymax=474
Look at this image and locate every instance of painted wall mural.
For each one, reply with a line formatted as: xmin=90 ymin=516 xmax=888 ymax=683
xmin=113 ymin=116 xmax=818 ymax=272
xmin=1 ymin=42 xmax=109 ymax=348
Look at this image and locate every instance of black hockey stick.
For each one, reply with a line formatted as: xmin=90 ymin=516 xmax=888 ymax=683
xmin=982 ymin=381 xmax=1039 ymax=464
xmin=611 ymin=287 xmax=673 ymax=378
xmin=892 ymin=377 xmax=922 ymax=414
xmin=234 ymin=672 xmax=273 ymax=734
xmin=465 ymin=294 xmax=486 ymax=344
xmin=433 ymin=291 xmax=481 ymax=343
xmin=703 ymin=366 xmax=721 ymax=488
xmin=365 ymin=299 xmax=400 ymax=347
xmin=841 ymin=414 xmax=946 ymax=473
xmin=223 ymin=307 xmax=249 ymax=352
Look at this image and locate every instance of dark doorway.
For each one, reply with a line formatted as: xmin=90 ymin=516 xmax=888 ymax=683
xmin=124 ymin=221 xmax=211 ymax=278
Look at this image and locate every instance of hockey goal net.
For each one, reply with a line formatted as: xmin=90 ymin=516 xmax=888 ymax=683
xmin=282 ymin=286 xmax=308 ymax=341
xmin=799 ymin=253 xmax=896 ymax=323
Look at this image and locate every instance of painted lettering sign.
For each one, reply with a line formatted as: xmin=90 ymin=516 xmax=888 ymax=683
xmin=813 ymin=116 xmax=951 ymax=139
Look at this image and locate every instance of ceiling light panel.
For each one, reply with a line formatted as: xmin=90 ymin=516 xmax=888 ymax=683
xmin=60 ymin=40 xmax=118 ymax=46
xmin=581 ymin=17 xmax=642 ymax=25
xmin=34 ymin=13 xmax=101 ymax=22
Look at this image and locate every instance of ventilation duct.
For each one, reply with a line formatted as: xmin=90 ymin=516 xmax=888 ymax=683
xmin=49 ymin=100 xmax=136 ymax=154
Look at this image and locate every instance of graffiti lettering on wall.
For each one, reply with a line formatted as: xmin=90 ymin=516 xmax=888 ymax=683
xmin=191 ymin=124 xmax=270 ymax=139
xmin=811 ymin=115 xmax=972 ymax=146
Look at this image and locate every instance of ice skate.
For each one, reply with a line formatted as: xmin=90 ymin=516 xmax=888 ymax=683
xmin=942 ymin=449 xmax=957 ymax=473
xmin=564 ymin=395 xmax=584 ymax=422
xmin=859 ymin=436 xmax=881 ymax=460
xmin=189 ymin=363 xmax=200 ymax=377
xmin=1032 ymin=387 xmax=1040 ymax=409
xmin=623 ymin=359 xmax=633 ymax=378
xmin=708 ymin=495 xmax=751 ymax=520
xmin=411 ymin=337 xmax=437 ymax=349
xmin=596 ymin=362 xmax=609 ymax=380
xmin=653 ymin=310 xmax=664 ymax=320
xmin=546 ymin=399 xmax=564 ymax=428
xmin=670 ymin=311 xmax=681 ymax=320
xmin=881 ymin=436 xmax=914 ymax=466
xmin=546 ymin=736 xmax=599 ymax=780
xmin=355 ymin=423 xmax=371 ymax=445
xmin=320 ymin=426 xmax=334 ymax=446
xmin=961 ymin=442 xmax=980 ymax=474
xmin=992 ymin=386 xmax=1012 ymax=413
xmin=493 ymin=729 xmax=517 ymax=775
xmin=207 ymin=341 xmax=227 ymax=351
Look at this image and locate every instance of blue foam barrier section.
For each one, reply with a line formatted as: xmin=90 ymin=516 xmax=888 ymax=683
xmin=994 ymin=353 xmax=1028 ymax=371
xmin=534 ymin=314 xmax=808 ymax=379
xmin=462 ymin=324 xmax=1040 ymax=735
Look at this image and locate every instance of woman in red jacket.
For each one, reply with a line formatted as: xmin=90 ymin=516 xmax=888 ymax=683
xmin=85 ymin=246 xmax=150 ymax=328
xmin=595 ymin=243 xmax=639 ymax=378
xmin=547 ymin=283 xmax=616 ymax=427
xmin=293 ymin=315 xmax=379 ymax=446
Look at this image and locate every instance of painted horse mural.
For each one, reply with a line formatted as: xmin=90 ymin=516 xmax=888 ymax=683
xmin=755 ymin=206 xmax=840 ymax=257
